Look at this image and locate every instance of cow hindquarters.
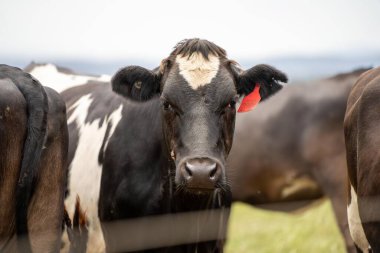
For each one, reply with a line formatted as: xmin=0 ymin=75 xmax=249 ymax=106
xmin=26 ymin=88 xmax=68 ymax=252
xmin=355 ymin=83 xmax=380 ymax=253
xmin=0 ymin=79 xmax=28 ymax=252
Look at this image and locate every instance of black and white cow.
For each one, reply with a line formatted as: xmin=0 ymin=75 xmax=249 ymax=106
xmin=0 ymin=65 xmax=68 ymax=253
xmin=40 ymin=39 xmax=287 ymax=252
xmin=344 ymin=66 xmax=380 ymax=253
xmin=24 ymin=62 xmax=110 ymax=93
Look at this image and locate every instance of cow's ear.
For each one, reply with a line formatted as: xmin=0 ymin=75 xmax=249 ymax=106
xmin=112 ymin=66 xmax=160 ymax=101
xmin=236 ymin=64 xmax=287 ymax=100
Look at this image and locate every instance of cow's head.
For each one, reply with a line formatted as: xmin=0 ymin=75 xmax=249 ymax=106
xmin=112 ymin=39 xmax=287 ymax=194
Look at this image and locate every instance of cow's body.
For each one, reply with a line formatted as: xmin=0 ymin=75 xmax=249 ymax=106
xmin=228 ymin=69 xmax=369 ymax=253
xmin=54 ymin=39 xmax=286 ymax=252
xmin=61 ymin=82 xmax=123 ymax=252
xmin=344 ymin=67 xmax=380 ymax=253
xmin=0 ymin=65 xmax=68 ymax=252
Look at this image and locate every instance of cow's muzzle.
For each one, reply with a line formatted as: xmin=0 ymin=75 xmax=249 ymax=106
xmin=179 ymin=157 xmax=222 ymax=191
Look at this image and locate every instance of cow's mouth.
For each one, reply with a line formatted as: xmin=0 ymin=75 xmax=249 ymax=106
xmin=176 ymin=183 xmax=227 ymax=196
xmin=185 ymin=186 xmax=216 ymax=195
xmin=175 ymin=183 xmax=217 ymax=195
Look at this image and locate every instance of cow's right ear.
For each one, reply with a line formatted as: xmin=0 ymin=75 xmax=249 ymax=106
xmin=112 ymin=66 xmax=160 ymax=101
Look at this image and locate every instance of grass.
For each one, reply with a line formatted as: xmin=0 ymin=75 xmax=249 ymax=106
xmin=225 ymin=199 xmax=346 ymax=253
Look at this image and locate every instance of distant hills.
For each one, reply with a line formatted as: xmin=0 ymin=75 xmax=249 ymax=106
xmin=251 ymin=54 xmax=380 ymax=81
xmin=2 ymin=53 xmax=380 ymax=82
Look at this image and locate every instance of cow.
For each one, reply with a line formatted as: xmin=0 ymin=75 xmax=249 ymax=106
xmin=0 ymin=65 xmax=68 ymax=253
xmin=344 ymin=67 xmax=380 ymax=253
xmin=58 ymin=38 xmax=287 ymax=252
xmin=24 ymin=62 xmax=110 ymax=93
xmin=227 ymin=68 xmax=370 ymax=253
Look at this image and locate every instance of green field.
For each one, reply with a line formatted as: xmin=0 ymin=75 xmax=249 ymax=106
xmin=225 ymin=200 xmax=346 ymax=253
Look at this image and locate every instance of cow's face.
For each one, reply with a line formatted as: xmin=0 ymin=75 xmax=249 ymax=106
xmin=112 ymin=39 xmax=287 ymax=194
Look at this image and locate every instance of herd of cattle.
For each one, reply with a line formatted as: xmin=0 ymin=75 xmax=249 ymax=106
xmin=0 ymin=39 xmax=379 ymax=253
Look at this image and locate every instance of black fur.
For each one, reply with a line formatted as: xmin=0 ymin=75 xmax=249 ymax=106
xmin=171 ymin=38 xmax=227 ymax=60
xmin=112 ymin=66 xmax=160 ymax=101
xmin=0 ymin=64 xmax=48 ymax=253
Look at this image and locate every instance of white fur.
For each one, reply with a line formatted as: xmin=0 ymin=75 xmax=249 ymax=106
xmin=28 ymin=64 xmax=110 ymax=92
xmin=176 ymin=53 xmax=220 ymax=90
xmin=64 ymin=94 xmax=122 ymax=253
xmin=347 ymin=185 xmax=370 ymax=252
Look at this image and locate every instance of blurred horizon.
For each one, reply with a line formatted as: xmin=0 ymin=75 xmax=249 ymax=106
xmin=5 ymin=50 xmax=380 ymax=82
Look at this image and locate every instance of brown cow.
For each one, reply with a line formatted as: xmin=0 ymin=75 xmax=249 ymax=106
xmin=0 ymin=65 xmax=68 ymax=253
xmin=228 ymin=68 xmax=370 ymax=253
xmin=344 ymin=67 xmax=380 ymax=253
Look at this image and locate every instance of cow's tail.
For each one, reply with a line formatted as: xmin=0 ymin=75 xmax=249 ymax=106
xmin=3 ymin=65 xmax=49 ymax=252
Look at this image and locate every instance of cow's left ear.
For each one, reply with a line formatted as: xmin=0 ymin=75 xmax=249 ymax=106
xmin=112 ymin=66 xmax=161 ymax=101
xmin=236 ymin=64 xmax=287 ymax=100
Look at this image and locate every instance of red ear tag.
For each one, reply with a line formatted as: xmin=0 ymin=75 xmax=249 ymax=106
xmin=238 ymin=83 xmax=261 ymax=113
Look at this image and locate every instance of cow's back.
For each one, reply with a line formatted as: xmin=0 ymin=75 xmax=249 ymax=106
xmin=344 ymin=67 xmax=380 ymax=253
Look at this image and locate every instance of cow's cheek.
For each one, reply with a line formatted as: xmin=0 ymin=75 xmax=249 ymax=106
xmin=221 ymin=111 xmax=236 ymax=155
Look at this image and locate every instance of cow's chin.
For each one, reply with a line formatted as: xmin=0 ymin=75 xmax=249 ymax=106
xmin=173 ymin=182 xmax=231 ymax=210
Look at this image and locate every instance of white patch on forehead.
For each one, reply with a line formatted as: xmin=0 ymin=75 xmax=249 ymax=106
xmin=347 ymin=185 xmax=370 ymax=253
xmin=28 ymin=64 xmax=110 ymax=92
xmin=176 ymin=53 xmax=220 ymax=90
xmin=63 ymin=94 xmax=122 ymax=253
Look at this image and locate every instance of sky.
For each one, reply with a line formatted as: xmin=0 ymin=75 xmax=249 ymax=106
xmin=1 ymin=0 xmax=380 ymax=65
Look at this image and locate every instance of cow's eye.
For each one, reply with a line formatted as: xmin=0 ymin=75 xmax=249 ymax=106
xmin=220 ymin=99 xmax=236 ymax=115
xmin=224 ymin=100 xmax=236 ymax=111
xmin=227 ymin=100 xmax=236 ymax=109
xmin=162 ymin=100 xmax=182 ymax=116
xmin=163 ymin=101 xmax=172 ymax=110
xmin=163 ymin=101 xmax=177 ymax=113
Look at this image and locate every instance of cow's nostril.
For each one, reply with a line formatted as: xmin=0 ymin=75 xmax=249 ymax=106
xmin=209 ymin=164 xmax=217 ymax=180
xmin=182 ymin=159 xmax=221 ymax=190
xmin=184 ymin=162 xmax=193 ymax=177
